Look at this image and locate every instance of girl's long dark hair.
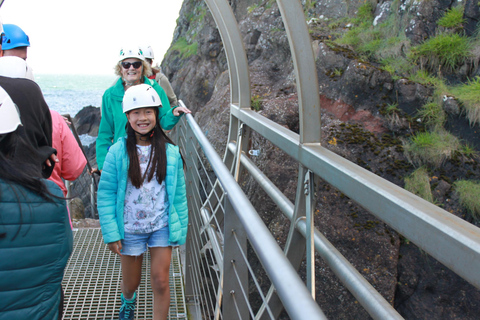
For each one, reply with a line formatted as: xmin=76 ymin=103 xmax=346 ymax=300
xmin=126 ymin=108 xmax=178 ymax=188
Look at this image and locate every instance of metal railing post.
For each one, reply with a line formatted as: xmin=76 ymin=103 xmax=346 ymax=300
xmin=65 ymin=180 xmax=72 ymax=214
xmin=258 ymin=164 xmax=309 ymax=320
xmin=222 ymin=194 xmax=248 ymax=319
xmin=304 ymin=170 xmax=316 ymax=298
xmin=183 ymin=117 xmax=200 ymax=307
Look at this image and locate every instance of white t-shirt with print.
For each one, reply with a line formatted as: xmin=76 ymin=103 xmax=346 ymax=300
xmin=123 ymin=144 xmax=169 ymax=234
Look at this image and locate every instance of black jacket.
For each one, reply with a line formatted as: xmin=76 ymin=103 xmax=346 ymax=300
xmin=0 ymin=76 xmax=56 ymax=178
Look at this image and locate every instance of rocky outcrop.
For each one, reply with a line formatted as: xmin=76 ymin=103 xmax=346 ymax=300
xmin=464 ymin=0 xmax=480 ymax=36
xmin=70 ymin=107 xmax=100 ymax=219
xmin=73 ymin=105 xmax=101 ymax=137
xmin=161 ymin=0 xmax=480 ymax=318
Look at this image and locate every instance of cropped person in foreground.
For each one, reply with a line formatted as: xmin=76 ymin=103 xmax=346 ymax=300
xmin=0 ymin=86 xmax=73 ymax=320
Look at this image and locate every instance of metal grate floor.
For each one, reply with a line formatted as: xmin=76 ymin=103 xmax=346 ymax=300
xmin=62 ymin=228 xmax=187 ymax=319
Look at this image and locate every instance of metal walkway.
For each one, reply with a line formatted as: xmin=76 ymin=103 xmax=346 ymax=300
xmin=60 ymin=0 xmax=480 ymax=319
xmin=62 ymin=229 xmax=187 ymax=319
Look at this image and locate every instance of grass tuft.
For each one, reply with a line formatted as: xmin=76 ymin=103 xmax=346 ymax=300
xmin=408 ymin=70 xmax=443 ymax=87
xmin=251 ymin=94 xmax=262 ymax=111
xmin=450 ymin=76 xmax=480 ymax=125
xmin=170 ymin=37 xmax=198 ymax=59
xmin=404 ymin=166 xmax=434 ymax=203
xmin=410 ymin=33 xmax=471 ymax=71
xmin=459 ymin=143 xmax=478 ymax=158
xmin=437 ymin=6 xmax=465 ymax=30
xmin=403 ymin=129 xmax=461 ymax=168
xmin=454 ymin=180 xmax=480 ymax=220
xmin=385 ymin=102 xmax=399 ymax=114
xmin=416 ymin=101 xmax=446 ymax=129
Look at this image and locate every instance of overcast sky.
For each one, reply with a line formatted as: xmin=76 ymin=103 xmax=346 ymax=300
xmin=0 ymin=0 xmax=184 ymax=75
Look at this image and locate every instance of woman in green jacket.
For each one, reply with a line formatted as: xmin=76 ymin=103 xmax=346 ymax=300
xmin=95 ymin=46 xmax=191 ymax=171
xmin=0 ymin=87 xmax=73 ymax=320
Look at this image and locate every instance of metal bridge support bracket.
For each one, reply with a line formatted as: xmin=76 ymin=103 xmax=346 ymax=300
xmin=257 ymin=165 xmax=310 ymax=320
xmin=223 ymin=196 xmax=248 ymax=319
xmin=233 ymin=123 xmax=245 ymax=181
xmin=65 ymin=180 xmax=72 ymax=214
xmin=304 ymin=169 xmax=316 ymax=298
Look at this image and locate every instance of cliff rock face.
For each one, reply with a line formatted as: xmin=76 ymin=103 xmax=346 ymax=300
xmin=161 ymin=0 xmax=480 ymax=318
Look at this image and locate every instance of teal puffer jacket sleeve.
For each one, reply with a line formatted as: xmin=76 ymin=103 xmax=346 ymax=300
xmin=166 ymin=144 xmax=189 ymax=245
xmin=97 ymin=139 xmax=128 ymax=244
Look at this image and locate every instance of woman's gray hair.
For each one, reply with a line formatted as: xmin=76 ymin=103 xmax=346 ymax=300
xmin=114 ymin=59 xmax=152 ymax=79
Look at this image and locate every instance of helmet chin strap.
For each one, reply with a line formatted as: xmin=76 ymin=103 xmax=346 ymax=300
xmin=134 ymin=129 xmax=155 ymax=141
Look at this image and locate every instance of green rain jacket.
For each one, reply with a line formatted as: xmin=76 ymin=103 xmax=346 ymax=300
xmin=96 ymin=76 xmax=181 ymax=170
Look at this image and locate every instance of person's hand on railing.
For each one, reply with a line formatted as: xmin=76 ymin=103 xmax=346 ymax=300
xmin=173 ymin=105 xmax=191 ymax=117
xmin=62 ymin=116 xmax=71 ymax=125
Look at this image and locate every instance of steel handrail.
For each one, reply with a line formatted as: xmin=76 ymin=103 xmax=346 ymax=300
xmin=227 ymin=142 xmax=404 ymax=319
xmin=230 ymin=106 xmax=480 ymax=290
xmin=184 ymin=113 xmax=327 ymax=319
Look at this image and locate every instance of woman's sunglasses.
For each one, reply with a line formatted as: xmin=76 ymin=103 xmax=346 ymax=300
xmin=121 ymin=61 xmax=142 ymax=69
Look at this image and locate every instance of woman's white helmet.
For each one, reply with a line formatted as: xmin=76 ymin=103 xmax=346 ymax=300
xmin=123 ymin=84 xmax=162 ymax=114
xmin=118 ymin=45 xmax=145 ymax=62
xmin=0 ymin=86 xmax=22 ymax=134
xmin=140 ymin=45 xmax=154 ymax=59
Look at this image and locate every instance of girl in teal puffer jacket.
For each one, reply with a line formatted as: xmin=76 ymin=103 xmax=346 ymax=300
xmin=97 ymin=84 xmax=188 ymax=320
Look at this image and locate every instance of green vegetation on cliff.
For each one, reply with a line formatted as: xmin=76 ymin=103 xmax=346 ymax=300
xmin=327 ymin=2 xmax=479 ymax=212
xmin=169 ymin=37 xmax=198 ymax=59
xmin=454 ymin=180 xmax=480 ymax=220
xmin=410 ymin=33 xmax=471 ymax=71
xmin=450 ymin=77 xmax=480 ymax=125
xmin=404 ymin=167 xmax=434 ymax=203
xmin=403 ymin=130 xmax=461 ymax=168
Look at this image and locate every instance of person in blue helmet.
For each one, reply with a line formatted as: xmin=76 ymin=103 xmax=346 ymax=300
xmin=0 ymin=24 xmax=30 ymax=60
xmin=0 ymin=22 xmax=57 ymax=178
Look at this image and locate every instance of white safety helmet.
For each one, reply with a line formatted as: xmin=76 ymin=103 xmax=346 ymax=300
xmin=0 ymin=56 xmax=34 ymax=80
xmin=118 ymin=45 xmax=145 ymax=62
xmin=123 ymin=84 xmax=162 ymax=114
xmin=0 ymin=86 xmax=22 ymax=134
xmin=140 ymin=45 xmax=154 ymax=59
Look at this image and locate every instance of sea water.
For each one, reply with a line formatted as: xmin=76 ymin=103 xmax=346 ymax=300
xmin=35 ymin=73 xmax=116 ymax=117
xmin=35 ymin=74 xmax=116 ymax=146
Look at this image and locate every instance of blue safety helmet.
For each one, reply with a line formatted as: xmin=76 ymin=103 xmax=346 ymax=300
xmin=1 ymin=24 xmax=30 ymax=50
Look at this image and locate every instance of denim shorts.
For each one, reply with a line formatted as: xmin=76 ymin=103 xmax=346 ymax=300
xmin=121 ymin=226 xmax=175 ymax=256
